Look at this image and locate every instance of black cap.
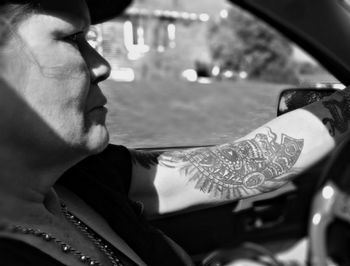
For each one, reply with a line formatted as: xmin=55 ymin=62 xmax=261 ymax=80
xmin=0 ymin=0 xmax=132 ymax=25
xmin=86 ymin=0 xmax=133 ymax=24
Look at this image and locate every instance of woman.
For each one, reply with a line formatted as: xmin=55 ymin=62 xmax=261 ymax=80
xmin=0 ymin=0 xmax=349 ymax=265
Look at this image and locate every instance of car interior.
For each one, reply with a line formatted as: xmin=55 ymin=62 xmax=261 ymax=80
xmin=148 ymin=0 xmax=350 ymax=265
xmin=93 ymin=0 xmax=350 ymax=265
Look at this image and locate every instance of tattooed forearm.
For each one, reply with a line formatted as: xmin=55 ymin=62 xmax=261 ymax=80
xmin=159 ymin=128 xmax=304 ymax=200
xmin=322 ymin=91 xmax=350 ymax=137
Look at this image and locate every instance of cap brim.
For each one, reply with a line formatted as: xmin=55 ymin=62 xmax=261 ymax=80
xmin=86 ymin=0 xmax=133 ymax=24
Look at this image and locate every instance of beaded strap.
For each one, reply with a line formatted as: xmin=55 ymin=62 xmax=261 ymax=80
xmin=0 ymin=203 xmax=125 ymax=266
xmin=9 ymin=224 xmax=105 ymax=266
xmin=61 ymin=203 xmax=124 ymax=266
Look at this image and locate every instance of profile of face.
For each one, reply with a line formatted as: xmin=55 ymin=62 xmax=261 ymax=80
xmin=0 ymin=0 xmax=112 ymax=161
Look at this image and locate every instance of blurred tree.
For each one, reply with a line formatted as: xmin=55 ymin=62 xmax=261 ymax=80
xmin=208 ymin=6 xmax=299 ymax=84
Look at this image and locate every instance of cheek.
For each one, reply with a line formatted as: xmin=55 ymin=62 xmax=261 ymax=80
xmin=18 ymin=66 xmax=90 ymax=136
xmin=29 ymin=47 xmax=91 ymax=106
xmin=0 ymin=41 xmax=33 ymax=93
xmin=25 ymin=37 xmax=88 ymax=77
xmin=4 ymin=39 xmax=91 ymax=127
xmin=39 ymin=47 xmax=90 ymax=81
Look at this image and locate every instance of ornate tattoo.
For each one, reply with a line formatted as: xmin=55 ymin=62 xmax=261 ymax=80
xmin=159 ymin=128 xmax=304 ymax=200
xmin=322 ymin=96 xmax=350 ymax=137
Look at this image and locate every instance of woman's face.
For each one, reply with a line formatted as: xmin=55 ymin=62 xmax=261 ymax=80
xmin=0 ymin=0 xmax=112 ymax=159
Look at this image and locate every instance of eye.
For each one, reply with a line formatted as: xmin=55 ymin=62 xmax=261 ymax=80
xmin=69 ymin=33 xmax=79 ymax=42
xmin=64 ymin=32 xmax=84 ymax=46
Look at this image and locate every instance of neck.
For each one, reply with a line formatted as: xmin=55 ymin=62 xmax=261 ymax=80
xmin=0 ymin=167 xmax=62 ymax=218
xmin=0 ymin=146 xmax=84 ymax=218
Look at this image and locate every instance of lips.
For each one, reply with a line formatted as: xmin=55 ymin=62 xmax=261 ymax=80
xmin=89 ymin=103 xmax=107 ymax=112
xmin=87 ymin=86 xmax=108 ymax=112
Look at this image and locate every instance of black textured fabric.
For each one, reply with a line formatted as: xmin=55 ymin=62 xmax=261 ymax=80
xmin=86 ymin=0 xmax=133 ymax=24
xmin=0 ymin=0 xmax=132 ymax=25
xmin=0 ymin=238 xmax=65 ymax=266
xmin=59 ymin=144 xmax=192 ymax=266
xmin=0 ymin=144 xmax=192 ymax=266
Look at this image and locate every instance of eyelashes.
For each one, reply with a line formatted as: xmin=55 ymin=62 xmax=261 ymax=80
xmin=63 ymin=31 xmax=85 ymax=47
xmin=68 ymin=33 xmax=80 ymax=42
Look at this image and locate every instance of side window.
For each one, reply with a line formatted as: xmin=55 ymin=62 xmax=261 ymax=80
xmin=92 ymin=0 xmax=338 ymax=148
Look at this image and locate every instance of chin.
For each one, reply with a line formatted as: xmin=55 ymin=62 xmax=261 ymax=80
xmin=84 ymin=126 xmax=110 ymax=155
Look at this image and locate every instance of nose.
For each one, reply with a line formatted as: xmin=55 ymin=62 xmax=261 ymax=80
xmin=82 ymin=43 xmax=111 ymax=84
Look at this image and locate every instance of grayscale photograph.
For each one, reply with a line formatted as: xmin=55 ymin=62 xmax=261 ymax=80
xmin=0 ymin=0 xmax=349 ymax=265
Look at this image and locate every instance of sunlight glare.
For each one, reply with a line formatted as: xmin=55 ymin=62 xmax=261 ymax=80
xmin=312 ymin=213 xmax=321 ymax=225
xmin=322 ymin=185 xmax=334 ymax=199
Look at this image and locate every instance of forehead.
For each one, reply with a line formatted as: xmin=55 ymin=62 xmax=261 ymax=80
xmin=37 ymin=0 xmax=90 ymax=27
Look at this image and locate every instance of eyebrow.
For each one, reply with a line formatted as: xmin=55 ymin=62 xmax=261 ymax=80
xmin=69 ymin=14 xmax=90 ymax=32
xmin=78 ymin=14 xmax=91 ymax=30
xmin=62 ymin=15 xmax=91 ymax=33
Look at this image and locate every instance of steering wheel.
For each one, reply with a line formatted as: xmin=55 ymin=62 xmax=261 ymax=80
xmin=309 ymin=135 xmax=350 ymax=266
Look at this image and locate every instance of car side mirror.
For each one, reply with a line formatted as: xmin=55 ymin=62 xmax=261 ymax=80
xmin=277 ymin=88 xmax=338 ymax=116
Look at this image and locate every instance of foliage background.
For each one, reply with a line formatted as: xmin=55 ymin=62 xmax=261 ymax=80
xmin=208 ymin=6 xmax=300 ymax=84
xmin=100 ymin=0 xmax=337 ymax=148
xmin=101 ymin=0 xmax=326 ymax=84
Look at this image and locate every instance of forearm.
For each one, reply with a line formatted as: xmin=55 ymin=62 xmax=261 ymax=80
xmin=153 ymin=112 xmax=330 ymax=211
xmin=130 ymin=88 xmax=350 ymax=215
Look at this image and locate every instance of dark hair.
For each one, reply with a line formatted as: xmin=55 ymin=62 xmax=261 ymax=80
xmin=0 ymin=2 xmax=38 ymax=46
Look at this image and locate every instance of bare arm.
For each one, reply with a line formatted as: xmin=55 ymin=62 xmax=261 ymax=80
xmin=128 ymin=89 xmax=350 ymax=217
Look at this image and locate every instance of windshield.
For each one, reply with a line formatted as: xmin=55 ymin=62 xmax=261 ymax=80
xmin=92 ymin=0 xmax=338 ymax=148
